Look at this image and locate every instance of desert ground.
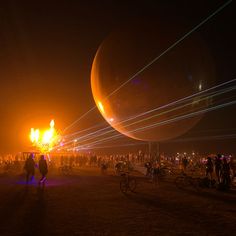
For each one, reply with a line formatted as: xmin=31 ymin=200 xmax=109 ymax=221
xmin=0 ymin=167 xmax=235 ymax=236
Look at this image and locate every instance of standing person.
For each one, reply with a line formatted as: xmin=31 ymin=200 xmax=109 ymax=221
xmin=24 ymin=153 xmax=35 ymax=183
xmin=152 ymin=161 xmax=160 ymax=186
xmin=221 ymin=157 xmax=231 ymax=189
xmin=214 ymin=154 xmax=222 ymax=183
xmin=145 ymin=161 xmax=152 ymax=177
xmin=229 ymin=156 xmax=236 ymax=179
xmin=205 ymin=157 xmax=213 ymax=181
xmin=182 ymin=156 xmax=188 ymax=172
xmin=38 ymin=155 xmax=48 ymax=185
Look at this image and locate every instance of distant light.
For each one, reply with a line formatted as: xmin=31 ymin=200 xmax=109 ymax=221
xmin=74 ymin=139 xmax=77 ymax=142
xmin=109 ymin=118 xmax=114 ymax=122
xmin=198 ymin=82 xmax=202 ymax=91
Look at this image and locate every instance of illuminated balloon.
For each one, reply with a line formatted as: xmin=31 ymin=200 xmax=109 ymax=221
xmin=91 ymin=18 xmax=215 ymax=141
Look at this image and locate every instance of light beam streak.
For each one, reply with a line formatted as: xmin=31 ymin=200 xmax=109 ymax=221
xmin=60 ymin=83 xmax=236 ymax=147
xmin=72 ymin=100 xmax=236 ymax=150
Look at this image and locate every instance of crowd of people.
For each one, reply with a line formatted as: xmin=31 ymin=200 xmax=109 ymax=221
xmin=0 ymin=151 xmax=235 ymax=189
xmin=204 ymin=154 xmax=234 ymax=188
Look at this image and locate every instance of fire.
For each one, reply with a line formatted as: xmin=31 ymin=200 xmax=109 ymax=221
xmin=30 ymin=119 xmax=60 ymax=152
xmin=30 ymin=128 xmax=40 ymax=143
xmin=50 ymin=119 xmax=54 ymax=128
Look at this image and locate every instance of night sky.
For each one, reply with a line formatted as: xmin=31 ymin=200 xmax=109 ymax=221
xmin=0 ymin=0 xmax=235 ymax=154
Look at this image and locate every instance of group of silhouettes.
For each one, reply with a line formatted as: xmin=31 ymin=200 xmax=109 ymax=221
xmin=24 ymin=153 xmax=48 ymax=186
xmin=205 ymin=154 xmax=232 ymax=188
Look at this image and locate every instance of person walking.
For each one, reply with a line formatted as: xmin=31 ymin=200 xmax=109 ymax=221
xmin=24 ymin=153 xmax=35 ymax=183
xmin=38 ymin=155 xmax=48 ymax=186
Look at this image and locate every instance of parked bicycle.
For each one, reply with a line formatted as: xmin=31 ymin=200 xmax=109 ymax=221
xmin=146 ymin=164 xmax=175 ymax=184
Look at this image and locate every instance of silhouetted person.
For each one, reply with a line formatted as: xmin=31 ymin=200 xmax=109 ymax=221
xmin=229 ymin=156 xmax=236 ymax=179
xmin=221 ymin=157 xmax=231 ymax=188
xmin=215 ymin=154 xmax=222 ymax=183
xmin=24 ymin=153 xmax=35 ymax=183
xmin=205 ymin=157 xmax=213 ymax=181
xmin=152 ymin=161 xmax=160 ymax=185
xmin=182 ymin=156 xmax=188 ymax=172
xmin=38 ymin=155 xmax=48 ymax=185
xmin=145 ymin=161 xmax=152 ymax=177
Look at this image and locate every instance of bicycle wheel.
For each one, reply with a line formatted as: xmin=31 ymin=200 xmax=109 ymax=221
xmin=120 ymin=179 xmax=128 ymax=193
xmin=129 ymin=178 xmax=137 ymax=192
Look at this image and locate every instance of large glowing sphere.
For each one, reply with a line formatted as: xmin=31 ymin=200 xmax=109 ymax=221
xmin=91 ymin=19 xmax=215 ymax=141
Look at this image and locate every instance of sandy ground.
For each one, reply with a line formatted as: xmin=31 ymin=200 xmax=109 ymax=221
xmin=0 ymin=167 xmax=235 ymax=236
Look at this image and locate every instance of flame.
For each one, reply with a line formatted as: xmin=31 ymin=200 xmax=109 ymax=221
xmin=30 ymin=119 xmax=60 ymax=153
xmin=42 ymin=130 xmax=53 ymax=144
xmin=30 ymin=128 xmax=40 ymax=143
xmin=50 ymin=119 xmax=55 ymax=128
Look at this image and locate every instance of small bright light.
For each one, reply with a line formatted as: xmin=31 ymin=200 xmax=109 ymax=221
xmin=109 ymin=118 xmax=114 ymax=122
xmin=198 ymin=82 xmax=202 ymax=91
xmin=74 ymin=139 xmax=77 ymax=142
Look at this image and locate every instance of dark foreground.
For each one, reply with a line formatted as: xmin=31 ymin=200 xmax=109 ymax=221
xmin=0 ymin=168 xmax=235 ymax=236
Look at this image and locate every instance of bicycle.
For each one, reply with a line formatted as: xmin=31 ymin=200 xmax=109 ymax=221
xmin=147 ymin=166 xmax=174 ymax=186
xmin=120 ymin=172 xmax=137 ymax=193
xmin=158 ymin=166 xmax=175 ymax=179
